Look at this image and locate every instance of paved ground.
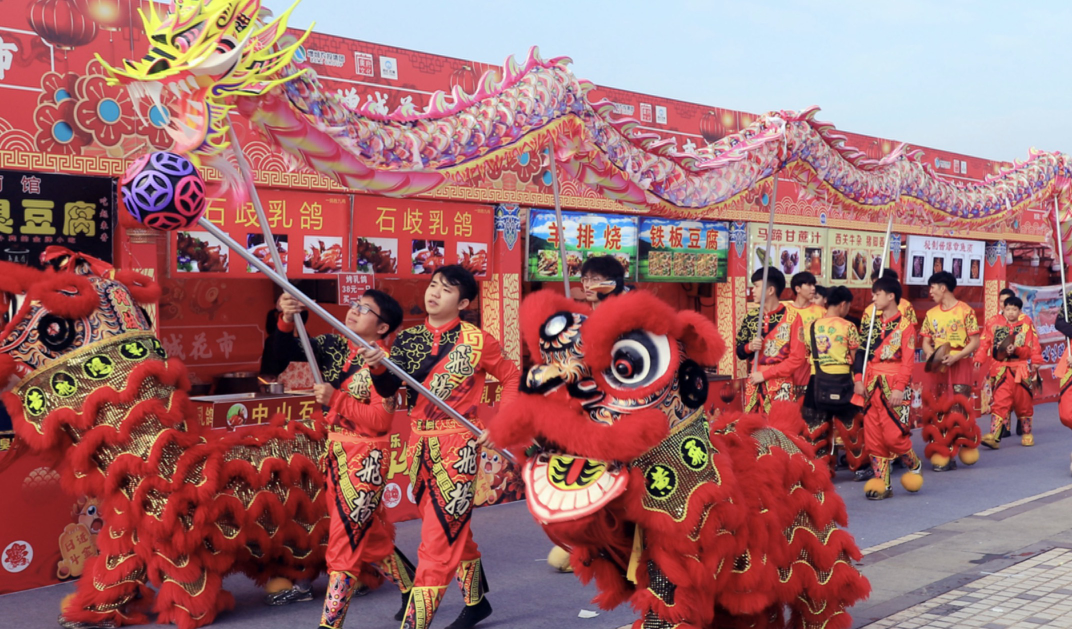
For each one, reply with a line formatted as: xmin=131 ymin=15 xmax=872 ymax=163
xmin=6 ymin=403 xmax=1072 ymax=629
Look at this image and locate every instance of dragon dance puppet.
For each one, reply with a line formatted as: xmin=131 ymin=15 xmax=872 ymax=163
xmin=1 ymin=252 xmax=338 ymax=629
xmin=487 ymin=289 xmax=870 ymax=629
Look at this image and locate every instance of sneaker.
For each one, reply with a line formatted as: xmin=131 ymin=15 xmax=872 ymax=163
xmin=866 ymin=488 xmax=893 ymax=501
xmin=980 ymin=433 xmax=1000 ymax=450
xmin=445 ymin=598 xmax=493 ymax=629
xmin=932 ymin=459 xmax=958 ymax=472
xmin=853 ymin=467 xmax=875 ymax=482
xmin=264 ymin=584 xmax=314 ymax=606
xmin=1022 ymin=434 xmax=1035 ymax=447
xmin=395 ymin=591 xmax=410 ymax=622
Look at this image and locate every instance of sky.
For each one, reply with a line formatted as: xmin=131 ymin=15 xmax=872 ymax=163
xmin=264 ymin=0 xmax=1069 ymax=163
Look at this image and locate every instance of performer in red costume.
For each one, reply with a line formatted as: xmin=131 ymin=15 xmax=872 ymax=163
xmin=363 ymin=265 xmax=520 ymax=629
xmin=854 ymin=276 xmax=924 ymax=500
xmin=978 ymin=288 xmax=1019 ymax=437
xmin=978 ymin=296 xmax=1042 ymax=449
xmin=785 ymin=271 xmax=826 ymax=401
xmin=735 ymin=267 xmax=807 ymax=414
xmin=273 ymin=290 xmax=418 ymax=627
xmin=919 ymin=271 xmax=982 ymax=471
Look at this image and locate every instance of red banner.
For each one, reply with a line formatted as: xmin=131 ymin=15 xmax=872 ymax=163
xmin=353 ymin=197 xmax=494 ymax=280
xmin=172 ymin=189 xmax=351 ymax=278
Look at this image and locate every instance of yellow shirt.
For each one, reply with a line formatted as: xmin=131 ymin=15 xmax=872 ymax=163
xmin=784 ymin=301 xmax=826 ymax=347
xmin=862 ymin=298 xmax=917 ymax=327
xmin=920 ymin=301 xmax=980 ymax=351
xmin=811 ymin=316 xmax=861 ymax=375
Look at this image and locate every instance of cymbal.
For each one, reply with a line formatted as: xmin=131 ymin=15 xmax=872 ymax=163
xmin=993 ymin=334 xmax=1015 ymax=362
xmin=926 ymin=343 xmax=951 ymax=374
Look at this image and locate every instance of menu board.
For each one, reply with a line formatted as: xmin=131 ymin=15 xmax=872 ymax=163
xmin=905 ymin=236 xmax=985 ymax=286
xmin=639 ymin=218 xmax=729 ymax=282
xmin=353 ymin=197 xmax=495 ymax=280
xmin=526 ymin=209 xmax=638 ymax=281
xmin=0 ymin=170 xmax=115 ymax=268
xmin=174 ymin=189 xmax=350 ymax=278
xmin=748 ymin=223 xmax=827 ymax=282
xmin=827 ymin=229 xmax=889 ymax=288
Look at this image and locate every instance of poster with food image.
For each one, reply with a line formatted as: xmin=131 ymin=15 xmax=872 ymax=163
xmin=639 ymin=219 xmax=728 ymax=282
xmin=526 ymin=209 xmax=638 ymax=281
xmin=356 ymin=237 xmax=398 ymax=274
xmin=826 ymin=230 xmax=887 ymax=288
xmin=412 ymin=240 xmax=447 ymax=275
xmin=905 ymin=236 xmax=985 ymax=286
xmin=304 ymin=237 xmax=345 ymax=274
xmin=457 ymin=242 xmax=489 ymax=278
xmin=176 ymin=231 xmax=229 ymax=273
xmin=245 ymin=234 xmax=288 ymax=274
xmin=748 ymin=224 xmax=827 ymax=284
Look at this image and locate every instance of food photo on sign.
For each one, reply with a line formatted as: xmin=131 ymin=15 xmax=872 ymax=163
xmin=749 ymin=223 xmax=828 ymax=284
xmin=457 ymin=242 xmax=488 ymax=278
xmin=176 ymin=231 xmax=229 ymax=273
xmin=412 ymin=239 xmax=446 ymax=275
xmin=303 ymin=236 xmax=344 ymax=274
xmin=905 ymin=236 xmax=985 ymax=286
xmin=638 ymin=218 xmax=729 ymax=282
xmin=245 ymin=234 xmax=287 ymax=274
xmin=356 ymin=237 xmax=398 ymax=274
xmin=526 ymin=209 xmax=639 ymax=281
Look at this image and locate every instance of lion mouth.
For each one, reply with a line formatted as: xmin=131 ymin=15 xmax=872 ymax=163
xmin=523 ymin=450 xmax=628 ymax=524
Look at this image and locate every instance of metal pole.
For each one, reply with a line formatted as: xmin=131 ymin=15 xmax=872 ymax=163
xmin=227 ymin=127 xmax=323 ymax=385
xmin=195 ymin=216 xmax=517 ymax=464
xmin=548 ymin=142 xmax=570 ymax=297
xmin=1053 ymin=195 xmax=1071 ymax=355
xmin=856 ymin=211 xmax=896 ymax=401
xmin=752 ymin=175 xmax=779 ymax=374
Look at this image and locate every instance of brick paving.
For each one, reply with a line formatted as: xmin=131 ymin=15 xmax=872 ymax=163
xmin=862 ymin=548 xmax=1072 ymax=628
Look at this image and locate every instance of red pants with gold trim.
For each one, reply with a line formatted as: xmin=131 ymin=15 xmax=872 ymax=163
xmin=408 ymin=423 xmax=483 ymax=588
xmin=863 ymin=375 xmax=913 ymax=459
xmin=990 ymin=366 xmax=1034 ymax=429
xmin=743 ymin=375 xmax=798 ymax=414
xmin=324 ymin=433 xmax=395 ymax=582
xmin=921 ymin=359 xmax=981 ymax=459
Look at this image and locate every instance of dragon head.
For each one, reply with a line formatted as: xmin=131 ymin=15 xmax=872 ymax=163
xmin=99 ymin=0 xmax=308 ymax=158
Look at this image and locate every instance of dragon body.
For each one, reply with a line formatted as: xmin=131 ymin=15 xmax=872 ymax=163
xmin=1 ymin=255 xmax=329 ymax=629
xmin=102 ymin=0 xmax=1072 ymax=250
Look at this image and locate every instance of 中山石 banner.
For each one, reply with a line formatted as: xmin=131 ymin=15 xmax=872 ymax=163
xmin=0 ymin=170 xmax=115 ymax=268
xmin=526 ymin=210 xmax=638 ymax=281
xmin=639 ymin=218 xmax=728 ymax=282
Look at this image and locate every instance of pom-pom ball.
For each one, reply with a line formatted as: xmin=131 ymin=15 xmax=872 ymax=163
xmin=930 ymin=454 xmax=950 ymax=468
xmin=265 ymin=577 xmax=294 ymax=594
xmin=900 ymin=472 xmax=923 ymax=492
xmin=863 ymin=478 xmax=887 ymax=497
xmin=547 ymin=545 xmax=573 ymax=573
xmin=958 ymin=447 xmax=979 ymax=466
xmin=120 ymin=152 xmax=206 ymax=231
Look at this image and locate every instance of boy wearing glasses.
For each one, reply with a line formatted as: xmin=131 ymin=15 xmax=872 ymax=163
xmin=578 ymin=255 xmax=627 ymax=308
xmin=274 ymin=290 xmax=417 ymax=628
xmin=361 ymin=265 xmax=520 ymax=629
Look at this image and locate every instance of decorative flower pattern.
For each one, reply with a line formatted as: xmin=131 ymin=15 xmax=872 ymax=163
xmin=73 ymin=61 xmax=135 ymax=147
xmin=37 ymin=71 xmax=79 ymax=107
xmin=34 ymin=98 xmax=91 ymax=155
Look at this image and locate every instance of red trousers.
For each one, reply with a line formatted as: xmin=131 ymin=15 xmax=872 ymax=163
xmin=863 ymin=376 xmax=912 ymax=459
xmin=324 ymin=435 xmax=395 ymax=575
xmin=990 ymin=368 xmax=1034 ymax=432
xmin=414 ymin=488 xmax=482 ymax=586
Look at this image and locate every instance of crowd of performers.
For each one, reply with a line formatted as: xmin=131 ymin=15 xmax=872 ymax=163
xmin=259 ymin=247 xmax=1058 ymax=628
xmin=735 ymin=264 xmax=1050 ymax=500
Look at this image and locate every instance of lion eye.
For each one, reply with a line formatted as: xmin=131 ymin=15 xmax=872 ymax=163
xmin=606 ymin=331 xmax=670 ymax=389
xmin=543 ymin=313 xmax=569 ymax=337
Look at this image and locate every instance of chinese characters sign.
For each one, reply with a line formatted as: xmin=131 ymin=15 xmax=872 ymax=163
xmin=905 ymin=235 xmax=985 ymax=286
xmin=353 ymin=197 xmax=494 ymax=280
xmin=337 ymin=273 xmax=375 ymax=306
xmin=174 ymin=189 xmax=351 ymax=278
xmin=827 ymin=229 xmax=889 ymax=289
xmin=0 ymin=170 xmax=115 ymax=268
xmin=639 ymin=218 xmax=728 ymax=282
xmin=748 ymin=223 xmax=827 ymax=283
xmin=526 ymin=209 xmax=639 ymax=281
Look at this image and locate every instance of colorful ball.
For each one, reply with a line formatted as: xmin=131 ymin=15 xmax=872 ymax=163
xmin=120 ymin=152 xmax=206 ymax=231
xmin=959 ymin=448 xmax=980 ymax=466
xmin=900 ymin=472 xmax=924 ymax=492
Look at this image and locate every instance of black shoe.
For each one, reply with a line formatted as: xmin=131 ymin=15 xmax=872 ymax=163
xmin=932 ymin=459 xmax=958 ymax=472
xmin=445 ymin=598 xmax=493 ymax=629
xmin=853 ymin=467 xmax=875 ymax=482
xmin=395 ymin=591 xmax=410 ymax=622
xmin=866 ymin=488 xmax=893 ymax=501
xmin=264 ymin=584 xmax=313 ymax=606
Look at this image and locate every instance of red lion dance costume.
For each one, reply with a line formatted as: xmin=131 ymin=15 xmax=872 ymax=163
xmin=2 ymin=254 xmax=332 ymax=629
xmin=489 ymin=290 xmax=870 ymax=629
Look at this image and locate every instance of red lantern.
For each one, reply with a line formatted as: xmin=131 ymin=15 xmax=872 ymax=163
xmin=73 ymin=0 xmax=134 ymax=32
xmin=450 ymin=65 xmax=478 ymax=95
xmin=28 ymin=0 xmax=98 ymax=50
xmin=718 ymin=380 xmax=738 ymax=404
xmin=700 ymin=109 xmax=736 ymax=144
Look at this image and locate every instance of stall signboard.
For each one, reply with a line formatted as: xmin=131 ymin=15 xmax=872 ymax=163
xmin=748 ymin=223 xmax=827 ymax=283
xmin=1009 ymin=282 xmax=1069 ymax=367
xmin=173 ymin=190 xmax=351 ymax=278
xmin=337 ymin=272 xmax=375 ymax=305
xmin=639 ymin=218 xmax=729 ymax=282
xmin=353 ymin=197 xmax=494 ymax=280
xmin=827 ymin=229 xmax=889 ymax=288
xmin=905 ymin=236 xmax=985 ymax=286
xmin=191 ymin=393 xmax=322 ymax=430
xmin=526 ymin=209 xmax=639 ymax=281
xmin=0 ymin=170 xmax=115 ymax=268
